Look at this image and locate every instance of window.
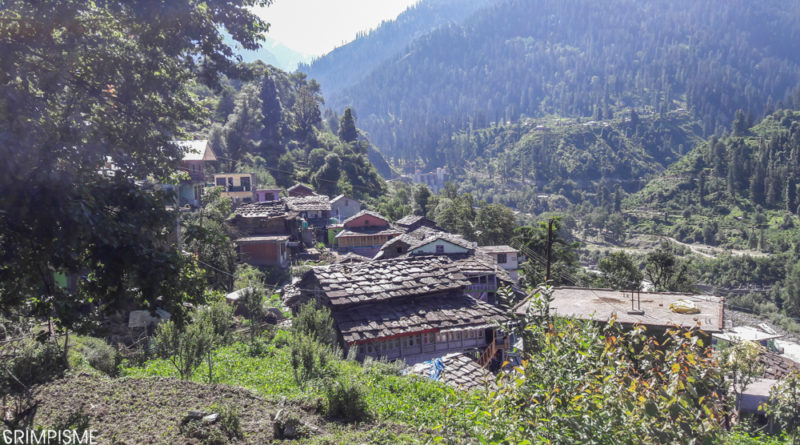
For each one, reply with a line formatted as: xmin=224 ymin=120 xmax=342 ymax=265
xmin=241 ymin=176 xmax=251 ymax=191
xmin=435 ymin=244 xmax=444 ymax=254
xmin=497 ymin=253 xmax=507 ymax=264
xmin=216 ymin=177 xmax=225 ymax=186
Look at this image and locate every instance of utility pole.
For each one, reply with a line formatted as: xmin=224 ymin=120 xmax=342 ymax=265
xmin=545 ymin=218 xmax=554 ymax=283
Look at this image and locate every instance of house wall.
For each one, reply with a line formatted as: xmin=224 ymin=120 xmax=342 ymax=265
xmin=486 ymin=251 xmax=520 ymax=282
xmin=181 ymin=160 xmax=205 ymax=182
xmin=411 ymin=240 xmax=470 ymax=255
xmin=337 ymin=234 xmax=397 ymax=257
xmin=179 ymin=183 xmax=202 ymax=207
xmin=255 ymin=189 xmax=281 ymax=202
xmin=332 ymin=198 xmax=361 ymax=221
xmin=239 ymin=241 xmax=288 ymax=268
xmin=344 ymin=214 xmax=389 ymax=230
xmin=351 ymin=328 xmax=490 ymax=365
xmin=230 ymin=217 xmax=292 ymax=236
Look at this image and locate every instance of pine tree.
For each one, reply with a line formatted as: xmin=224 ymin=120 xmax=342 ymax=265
xmin=732 ymin=109 xmax=749 ymax=136
xmin=259 ymin=74 xmax=282 ymax=153
xmin=786 ymin=181 xmax=797 ymax=212
xmin=338 ymin=107 xmax=358 ymax=144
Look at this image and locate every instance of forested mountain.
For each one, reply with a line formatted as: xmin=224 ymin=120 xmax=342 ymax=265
xmin=301 ymin=0 xmax=496 ymax=97
xmin=193 ymin=62 xmax=387 ymax=201
xmin=446 ymin=110 xmax=704 ymax=212
xmin=628 ymin=110 xmax=800 ymax=252
xmin=326 ymin=0 xmax=800 ymax=163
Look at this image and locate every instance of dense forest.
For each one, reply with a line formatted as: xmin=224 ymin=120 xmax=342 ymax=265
xmin=325 ymin=0 xmax=800 ymax=164
xmin=300 ymin=0 xmax=495 ymax=98
xmin=192 ymin=63 xmax=388 ymax=201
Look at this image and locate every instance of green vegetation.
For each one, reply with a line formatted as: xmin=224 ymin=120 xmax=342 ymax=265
xmin=326 ymin=0 xmax=800 ymax=162
xmin=121 ymin=336 xmax=463 ymax=431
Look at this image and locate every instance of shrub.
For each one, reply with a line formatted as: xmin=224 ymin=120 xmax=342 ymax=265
xmin=290 ymin=335 xmax=337 ymax=384
xmin=78 ymin=337 xmax=119 ymax=376
xmin=1 ymin=340 xmax=65 ymax=393
xmin=215 ymin=404 xmax=243 ymax=440
xmin=272 ymin=329 xmax=292 ymax=348
xmin=199 ymin=298 xmax=234 ymax=345
xmin=325 ymin=376 xmax=369 ymax=423
xmin=153 ymin=318 xmax=214 ymax=380
xmin=362 ymin=356 xmax=406 ymax=376
xmin=293 ymin=301 xmax=337 ymax=346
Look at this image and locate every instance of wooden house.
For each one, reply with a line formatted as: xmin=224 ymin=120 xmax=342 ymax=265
xmin=290 ymin=256 xmax=510 ymax=365
xmin=335 ymin=210 xmax=402 ymax=257
xmin=227 ymin=201 xmax=299 ymax=268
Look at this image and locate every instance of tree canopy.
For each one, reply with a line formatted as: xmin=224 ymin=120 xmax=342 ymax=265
xmin=0 ymin=0 xmax=269 ymax=327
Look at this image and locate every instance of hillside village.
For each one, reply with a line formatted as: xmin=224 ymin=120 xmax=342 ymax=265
xmin=5 ymin=1 xmax=800 ymax=443
xmin=119 ymin=137 xmax=800 ymax=435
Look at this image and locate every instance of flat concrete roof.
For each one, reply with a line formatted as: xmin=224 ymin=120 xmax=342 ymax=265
xmin=514 ymin=287 xmax=724 ymax=333
xmin=714 ymin=326 xmax=782 ymax=343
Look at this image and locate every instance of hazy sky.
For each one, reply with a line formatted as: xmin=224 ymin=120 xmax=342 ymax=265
xmin=253 ymin=0 xmax=421 ymax=57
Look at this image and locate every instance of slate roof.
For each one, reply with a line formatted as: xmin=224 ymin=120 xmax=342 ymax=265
xmin=342 ymin=209 xmax=390 ymax=226
xmin=302 ymin=256 xmax=471 ymax=307
xmin=408 ymin=231 xmax=475 ymax=251
xmin=285 ymin=195 xmax=331 ymax=212
xmin=395 ymin=215 xmax=440 ymax=230
xmin=331 ymin=194 xmax=359 ymax=205
xmin=287 ymin=183 xmax=314 ymax=194
xmin=396 ymin=215 xmax=425 ymax=226
xmin=335 ymin=252 xmax=368 ymax=264
xmin=409 ymin=353 xmax=496 ymax=391
xmin=333 ymin=293 xmax=508 ymax=343
xmin=234 ymin=235 xmax=290 ymax=243
xmin=335 ymin=226 xmax=403 ymax=239
xmin=453 ymin=255 xmax=514 ymax=283
xmin=759 ymin=351 xmax=800 ymax=380
xmin=233 ymin=201 xmax=289 ymax=218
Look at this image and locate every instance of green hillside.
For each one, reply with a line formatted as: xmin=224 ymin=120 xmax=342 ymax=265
xmin=628 ymin=110 xmax=800 ymax=253
xmin=444 ymin=110 xmax=704 ymax=212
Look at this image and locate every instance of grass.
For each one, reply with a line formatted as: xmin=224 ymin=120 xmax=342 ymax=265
xmin=121 ymin=333 xmax=466 ymax=429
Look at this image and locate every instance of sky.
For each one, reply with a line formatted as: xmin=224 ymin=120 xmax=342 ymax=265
xmin=253 ymin=0 xmax=421 ymax=58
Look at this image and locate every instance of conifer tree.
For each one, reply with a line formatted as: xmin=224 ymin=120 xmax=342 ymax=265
xmin=338 ymin=107 xmax=359 ymax=144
